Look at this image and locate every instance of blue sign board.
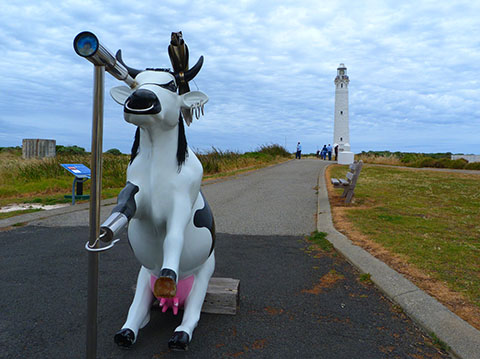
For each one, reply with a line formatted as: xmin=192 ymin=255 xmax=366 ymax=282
xmin=61 ymin=164 xmax=91 ymax=178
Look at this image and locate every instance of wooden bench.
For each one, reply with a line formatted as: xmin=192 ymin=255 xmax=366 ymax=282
xmin=331 ymin=160 xmax=363 ymax=204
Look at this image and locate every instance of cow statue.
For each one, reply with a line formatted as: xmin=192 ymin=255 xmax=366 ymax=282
xmin=100 ymin=32 xmax=215 ymax=351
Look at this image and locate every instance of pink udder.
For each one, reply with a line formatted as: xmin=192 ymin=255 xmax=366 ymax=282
xmin=150 ymin=275 xmax=194 ymax=315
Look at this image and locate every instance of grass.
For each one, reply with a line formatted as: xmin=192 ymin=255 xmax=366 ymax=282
xmin=306 ymin=230 xmax=333 ymax=252
xmin=358 ymin=273 xmax=372 ymax=284
xmin=430 ymin=332 xmax=451 ymax=352
xmin=328 ymin=164 xmax=480 ymax=309
xmin=0 ymin=144 xmax=291 ymax=211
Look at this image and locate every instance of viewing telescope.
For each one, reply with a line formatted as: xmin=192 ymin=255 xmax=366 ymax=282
xmin=73 ymin=31 xmax=136 ymax=88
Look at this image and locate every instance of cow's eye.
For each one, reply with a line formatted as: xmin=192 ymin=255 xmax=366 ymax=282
xmin=159 ymin=81 xmax=177 ymax=92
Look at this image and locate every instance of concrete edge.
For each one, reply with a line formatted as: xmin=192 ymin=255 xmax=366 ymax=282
xmin=316 ymin=164 xmax=480 ymax=359
xmin=0 ymin=198 xmax=117 ymax=229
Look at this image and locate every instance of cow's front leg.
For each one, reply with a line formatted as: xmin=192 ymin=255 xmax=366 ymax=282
xmin=154 ymin=197 xmax=192 ymax=298
xmin=115 ymin=266 xmax=153 ymax=348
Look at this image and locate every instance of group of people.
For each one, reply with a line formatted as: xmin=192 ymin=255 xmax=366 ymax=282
xmin=296 ymin=142 xmax=339 ymax=161
xmin=316 ymin=144 xmax=338 ymax=161
xmin=319 ymin=144 xmax=332 ymax=160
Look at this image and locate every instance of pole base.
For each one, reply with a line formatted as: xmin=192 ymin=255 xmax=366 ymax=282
xmin=338 ymin=151 xmax=354 ymax=165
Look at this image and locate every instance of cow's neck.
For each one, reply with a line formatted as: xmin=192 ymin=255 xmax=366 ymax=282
xmin=138 ymin=124 xmax=180 ymax=169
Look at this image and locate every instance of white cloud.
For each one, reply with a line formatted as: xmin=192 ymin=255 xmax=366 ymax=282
xmin=0 ymin=0 xmax=479 ymax=154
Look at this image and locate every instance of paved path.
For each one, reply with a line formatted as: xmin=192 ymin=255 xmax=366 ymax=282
xmin=0 ymin=159 xmax=450 ymax=358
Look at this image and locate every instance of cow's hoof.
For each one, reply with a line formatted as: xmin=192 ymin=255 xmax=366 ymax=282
xmin=114 ymin=328 xmax=135 ymax=348
xmin=154 ymin=269 xmax=177 ymax=298
xmin=168 ymin=331 xmax=189 ymax=351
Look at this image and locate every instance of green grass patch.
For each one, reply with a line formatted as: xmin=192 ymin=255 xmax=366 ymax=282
xmin=430 ymin=332 xmax=451 ymax=352
xmin=330 ymin=164 xmax=480 ymax=308
xmin=358 ymin=273 xmax=372 ymax=283
xmin=306 ymin=230 xmax=333 ymax=252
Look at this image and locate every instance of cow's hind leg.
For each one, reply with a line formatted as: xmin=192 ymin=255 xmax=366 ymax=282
xmin=168 ymin=252 xmax=215 ymax=350
xmin=115 ymin=266 xmax=153 ymax=348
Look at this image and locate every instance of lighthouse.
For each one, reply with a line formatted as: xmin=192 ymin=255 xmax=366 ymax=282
xmin=333 ymin=63 xmax=354 ymax=164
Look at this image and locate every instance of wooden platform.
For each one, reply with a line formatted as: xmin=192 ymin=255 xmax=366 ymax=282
xmin=202 ymin=277 xmax=240 ymax=315
xmin=149 ymin=277 xmax=240 ymax=315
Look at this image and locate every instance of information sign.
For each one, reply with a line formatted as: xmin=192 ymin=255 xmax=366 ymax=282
xmin=61 ymin=164 xmax=91 ymax=179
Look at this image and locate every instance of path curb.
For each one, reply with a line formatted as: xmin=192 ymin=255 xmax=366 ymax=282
xmin=316 ymin=164 xmax=480 ymax=359
xmin=0 ymin=198 xmax=117 ymax=229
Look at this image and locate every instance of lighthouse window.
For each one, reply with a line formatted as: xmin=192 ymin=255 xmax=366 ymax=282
xmin=341 ymin=84 xmax=343 ymax=88
xmin=340 ymin=111 xmax=343 ymax=115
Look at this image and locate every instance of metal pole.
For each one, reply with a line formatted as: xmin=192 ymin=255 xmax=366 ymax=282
xmin=86 ymin=65 xmax=104 ymax=359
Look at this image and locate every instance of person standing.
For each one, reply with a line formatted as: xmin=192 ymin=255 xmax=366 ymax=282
xmin=334 ymin=145 xmax=339 ymax=161
xmin=327 ymin=144 xmax=333 ymax=161
xmin=296 ymin=142 xmax=302 ymax=159
xmin=320 ymin=145 xmax=327 ymax=160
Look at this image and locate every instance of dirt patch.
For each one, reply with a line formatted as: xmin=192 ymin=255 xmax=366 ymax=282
xmin=264 ymin=306 xmax=284 ymax=315
xmin=325 ymin=165 xmax=480 ymax=330
xmin=302 ymin=270 xmax=344 ymax=295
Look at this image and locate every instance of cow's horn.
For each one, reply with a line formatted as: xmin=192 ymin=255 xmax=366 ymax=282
xmin=183 ymin=56 xmax=204 ymax=82
xmin=116 ymin=50 xmax=142 ymax=78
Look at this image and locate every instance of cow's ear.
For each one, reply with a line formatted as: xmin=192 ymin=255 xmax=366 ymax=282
xmin=110 ymin=86 xmax=133 ymax=105
xmin=180 ymin=91 xmax=209 ymax=109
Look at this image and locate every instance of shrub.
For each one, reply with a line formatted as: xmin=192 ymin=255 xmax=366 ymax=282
xmin=56 ymin=145 xmax=86 ymax=155
xmin=257 ymin=144 xmax=290 ymax=157
xmin=105 ymin=148 xmax=122 ymax=155
xmin=465 ymin=162 xmax=480 ymax=170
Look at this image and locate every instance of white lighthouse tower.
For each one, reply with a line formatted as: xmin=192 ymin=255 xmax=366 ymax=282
xmin=333 ymin=63 xmax=354 ymax=164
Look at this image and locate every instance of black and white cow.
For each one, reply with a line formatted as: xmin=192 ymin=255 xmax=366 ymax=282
xmin=104 ymin=46 xmax=214 ymax=350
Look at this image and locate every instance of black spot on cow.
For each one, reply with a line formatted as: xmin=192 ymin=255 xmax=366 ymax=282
xmin=194 ymin=191 xmax=216 ymax=255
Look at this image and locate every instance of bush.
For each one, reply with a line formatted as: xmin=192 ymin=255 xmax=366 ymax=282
xmin=105 ymin=148 xmax=122 ymax=155
xmin=443 ymin=158 xmax=468 ymax=169
xmin=56 ymin=145 xmax=86 ymax=155
xmin=257 ymin=144 xmax=291 ymax=157
xmin=465 ymin=162 xmax=480 ymax=170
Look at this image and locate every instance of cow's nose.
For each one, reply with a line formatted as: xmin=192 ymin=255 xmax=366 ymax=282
xmin=125 ymin=89 xmax=161 ymax=113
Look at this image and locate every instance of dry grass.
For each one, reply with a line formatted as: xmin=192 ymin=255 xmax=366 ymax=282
xmin=355 ymin=153 xmax=403 ymax=166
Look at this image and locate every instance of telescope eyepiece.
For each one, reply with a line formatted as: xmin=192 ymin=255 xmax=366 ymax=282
xmin=74 ymin=31 xmax=137 ymax=88
xmin=74 ymin=31 xmax=99 ymax=58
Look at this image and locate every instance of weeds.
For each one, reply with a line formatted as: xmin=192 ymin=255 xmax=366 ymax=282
xmin=430 ymin=332 xmax=450 ymax=352
xmin=306 ymin=231 xmax=333 ymax=252
xmin=358 ymin=273 xmax=372 ymax=284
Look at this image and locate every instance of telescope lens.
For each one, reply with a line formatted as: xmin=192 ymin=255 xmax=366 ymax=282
xmin=74 ymin=32 xmax=99 ymax=57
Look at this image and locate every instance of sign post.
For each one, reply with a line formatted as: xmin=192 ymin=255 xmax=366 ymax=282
xmin=73 ymin=31 xmax=136 ymax=359
xmin=60 ymin=164 xmax=91 ymax=205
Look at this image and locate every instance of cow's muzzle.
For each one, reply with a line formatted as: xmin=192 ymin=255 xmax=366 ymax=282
xmin=125 ymin=89 xmax=161 ymax=114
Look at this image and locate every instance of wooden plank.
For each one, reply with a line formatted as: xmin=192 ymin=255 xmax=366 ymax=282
xmin=331 ymin=178 xmax=340 ymax=186
xmin=339 ymin=179 xmax=350 ymax=186
xmin=346 ymin=172 xmax=354 ymax=181
xmin=202 ymin=277 xmax=240 ymax=315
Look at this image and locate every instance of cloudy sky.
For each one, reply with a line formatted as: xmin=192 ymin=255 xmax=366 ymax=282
xmin=0 ymin=0 xmax=479 ymax=155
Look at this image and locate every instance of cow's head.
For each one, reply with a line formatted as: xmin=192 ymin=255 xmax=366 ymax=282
xmin=110 ymin=50 xmax=208 ymax=167
xmin=110 ymin=50 xmax=208 ymax=129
